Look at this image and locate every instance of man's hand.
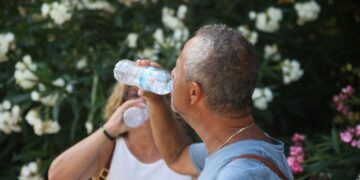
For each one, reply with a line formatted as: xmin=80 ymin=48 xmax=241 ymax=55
xmin=136 ymin=59 xmax=168 ymax=102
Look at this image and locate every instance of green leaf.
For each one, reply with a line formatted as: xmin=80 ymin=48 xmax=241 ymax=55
xmin=331 ymin=128 xmax=340 ymax=154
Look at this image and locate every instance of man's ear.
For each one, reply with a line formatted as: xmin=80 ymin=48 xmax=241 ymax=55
xmin=189 ymin=81 xmax=202 ymax=105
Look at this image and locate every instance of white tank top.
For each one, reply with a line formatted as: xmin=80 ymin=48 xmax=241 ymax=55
xmin=107 ymin=137 xmax=191 ymax=180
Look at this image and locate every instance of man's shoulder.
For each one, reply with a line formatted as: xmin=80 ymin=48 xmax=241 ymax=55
xmin=216 ymin=158 xmax=282 ymax=179
xmin=216 ymin=158 xmax=259 ymax=179
xmin=217 ymin=166 xmax=253 ymax=179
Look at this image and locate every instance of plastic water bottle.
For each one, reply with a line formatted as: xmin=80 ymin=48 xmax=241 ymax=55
xmin=123 ymin=106 xmax=148 ymax=128
xmin=113 ymin=59 xmax=172 ymax=95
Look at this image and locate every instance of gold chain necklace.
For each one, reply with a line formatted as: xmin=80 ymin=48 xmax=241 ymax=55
xmin=216 ymin=122 xmax=255 ymax=151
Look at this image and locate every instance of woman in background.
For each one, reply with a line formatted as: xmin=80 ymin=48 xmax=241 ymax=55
xmin=48 ymin=83 xmax=192 ymax=180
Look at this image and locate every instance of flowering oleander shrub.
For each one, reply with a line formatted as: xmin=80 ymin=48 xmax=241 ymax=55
xmin=0 ymin=0 xmax=358 ymax=178
xmin=287 ymin=66 xmax=360 ymax=179
xmin=288 ymin=128 xmax=360 ymax=179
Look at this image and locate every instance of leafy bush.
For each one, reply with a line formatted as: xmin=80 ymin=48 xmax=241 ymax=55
xmin=0 ymin=0 xmax=358 ymax=179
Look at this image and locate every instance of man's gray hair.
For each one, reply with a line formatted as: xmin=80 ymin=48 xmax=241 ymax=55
xmin=183 ymin=24 xmax=259 ymax=115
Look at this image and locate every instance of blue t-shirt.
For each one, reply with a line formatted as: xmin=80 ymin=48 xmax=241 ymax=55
xmin=189 ymin=139 xmax=294 ymax=180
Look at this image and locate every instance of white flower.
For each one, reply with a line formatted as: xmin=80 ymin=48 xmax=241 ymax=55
xmin=254 ymin=97 xmax=268 ymax=110
xmin=14 ymin=55 xmax=38 ymax=89
xmin=20 ymin=165 xmax=31 ymax=176
xmin=41 ymin=120 xmax=61 ymax=134
xmin=248 ymin=31 xmax=258 ymax=45
xmin=162 ymin=7 xmax=183 ymax=30
xmin=43 ymin=2 xmax=72 ymax=25
xmin=248 ymin=11 xmax=257 ymax=20
xmin=2 ymin=100 xmax=11 ymax=110
xmin=26 ymin=108 xmax=61 ymax=136
xmin=153 ymin=29 xmax=164 ymax=45
xmin=28 ymin=162 xmax=38 ymax=172
xmin=41 ymin=3 xmax=50 ymax=17
xmin=177 ymin=5 xmax=187 ymax=20
xmin=40 ymin=93 xmax=60 ymax=106
xmin=15 ymin=61 xmax=26 ymax=70
xmin=267 ymin=7 xmax=283 ymax=22
xmin=0 ymin=101 xmax=22 ymax=134
xmin=31 ymin=91 xmax=40 ymax=101
xmin=254 ymin=7 xmax=283 ymax=33
xmin=263 ymin=88 xmax=273 ymax=102
xmin=126 ymin=33 xmax=138 ymax=48
xmin=14 ymin=69 xmax=38 ymax=89
xmin=173 ymin=28 xmax=189 ymax=42
xmin=252 ymin=87 xmax=273 ymax=110
xmin=264 ymin=44 xmax=281 ymax=61
xmin=237 ymin=25 xmax=258 ymax=45
xmin=38 ymin=83 xmax=46 ymax=92
xmin=66 ymin=84 xmax=74 ymax=93
xmin=76 ymin=57 xmax=88 ymax=70
xmin=256 ymin=13 xmax=279 ymax=33
xmin=26 ymin=109 xmax=42 ymax=126
xmin=52 ymin=78 xmax=65 ymax=87
xmin=22 ymin=55 xmax=37 ymax=70
xmin=281 ymin=59 xmax=304 ymax=84
xmin=85 ymin=121 xmax=93 ymax=134
xmin=19 ymin=161 xmax=43 ymax=180
xmin=76 ymin=0 xmax=115 ymax=13
xmin=4 ymin=33 xmax=15 ymax=42
xmin=0 ymin=32 xmax=16 ymax=63
xmin=294 ymin=1 xmax=321 ymax=26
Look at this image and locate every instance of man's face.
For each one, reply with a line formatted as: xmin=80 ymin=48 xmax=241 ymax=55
xmin=170 ymin=37 xmax=198 ymax=115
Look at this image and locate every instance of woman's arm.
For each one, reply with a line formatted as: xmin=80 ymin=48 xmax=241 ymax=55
xmin=48 ymin=129 xmax=114 ymax=180
xmin=48 ymin=99 xmax=141 ymax=180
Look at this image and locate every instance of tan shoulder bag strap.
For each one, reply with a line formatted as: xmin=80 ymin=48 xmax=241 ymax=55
xmin=236 ymin=154 xmax=287 ymax=180
xmin=98 ymin=141 xmax=116 ymax=180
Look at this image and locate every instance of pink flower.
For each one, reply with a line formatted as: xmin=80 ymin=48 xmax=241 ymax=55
xmin=290 ymin=146 xmax=303 ymax=156
xmin=356 ymin=125 xmax=360 ymax=136
xmin=347 ymin=127 xmax=355 ymax=133
xmin=340 ymin=131 xmax=353 ymax=143
xmin=333 ymin=85 xmax=355 ymax=115
xmin=287 ymin=156 xmax=304 ymax=174
xmin=292 ymin=133 xmax=306 ymax=143
xmin=336 ymin=103 xmax=350 ymax=115
xmin=342 ymin=85 xmax=355 ymax=94
xmin=292 ymin=163 xmax=304 ymax=174
xmin=287 ymin=156 xmax=295 ymax=166
xmin=296 ymin=154 xmax=304 ymax=162
xmin=351 ymin=140 xmax=357 ymax=147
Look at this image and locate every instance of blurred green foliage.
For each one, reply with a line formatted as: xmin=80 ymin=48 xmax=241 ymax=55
xmin=0 ymin=0 xmax=359 ymax=179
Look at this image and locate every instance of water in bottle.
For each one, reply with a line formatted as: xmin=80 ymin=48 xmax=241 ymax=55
xmin=123 ymin=106 xmax=148 ymax=128
xmin=113 ymin=59 xmax=172 ymax=95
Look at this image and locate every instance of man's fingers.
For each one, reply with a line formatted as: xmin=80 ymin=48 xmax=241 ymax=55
xmin=136 ymin=59 xmax=163 ymax=68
